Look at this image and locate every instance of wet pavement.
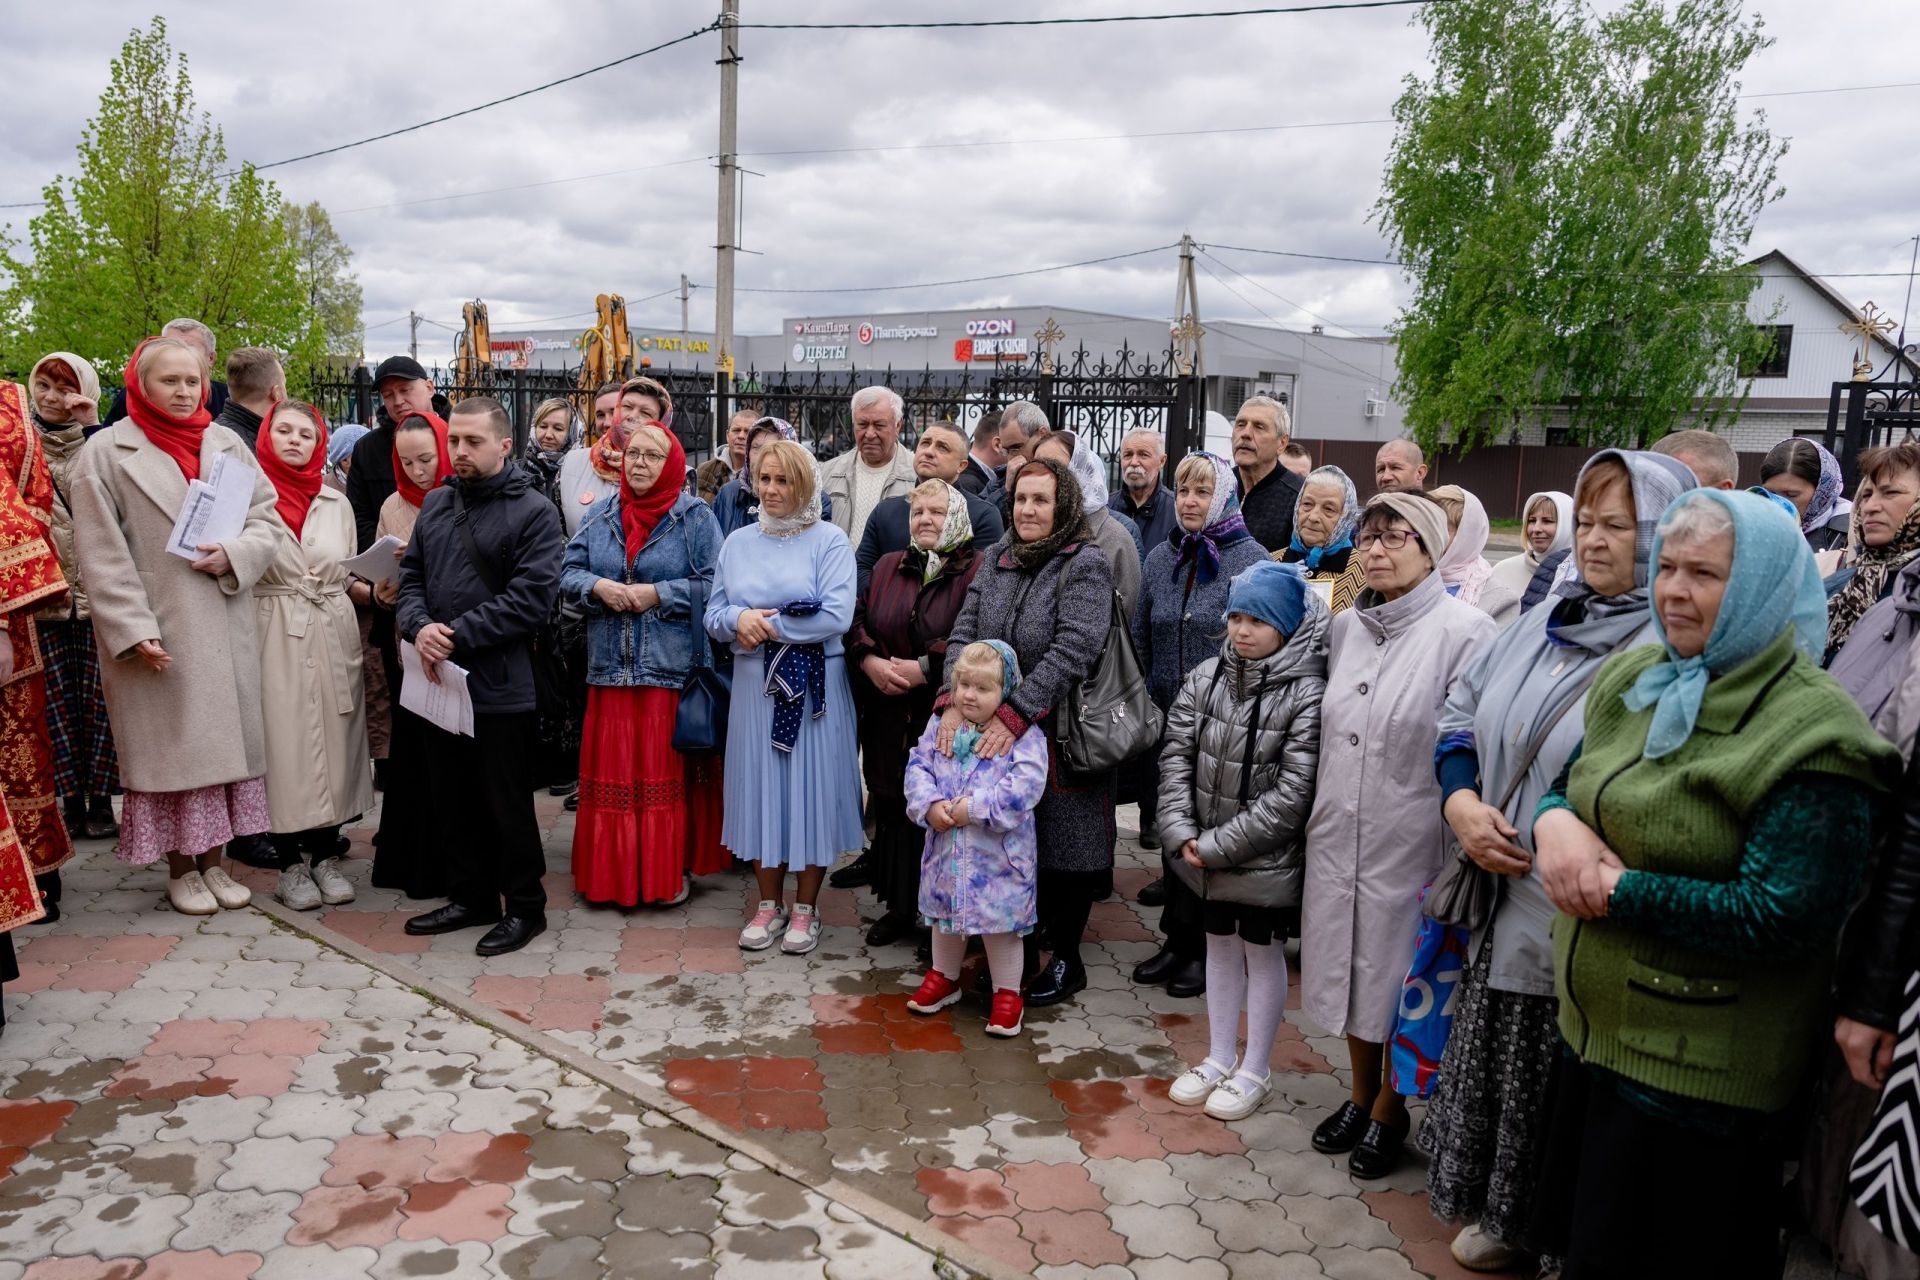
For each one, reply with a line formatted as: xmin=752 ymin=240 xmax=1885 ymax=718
xmin=0 ymin=795 xmax=1525 ymax=1278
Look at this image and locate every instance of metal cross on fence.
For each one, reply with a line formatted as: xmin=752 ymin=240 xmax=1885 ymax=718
xmin=1840 ymin=301 xmax=1898 ymax=381
xmin=1171 ymin=312 xmax=1206 ymax=376
xmin=1035 ymin=317 xmax=1066 ymax=375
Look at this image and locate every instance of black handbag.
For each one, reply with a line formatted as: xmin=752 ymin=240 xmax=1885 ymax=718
xmin=1057 ymin=589 xmax=1163 ymax=778
xmin=671 ymin=548 xmax=729 ymax=753
xmin=450 ymin=486 xmax=567 ymax=717
xmin=1423 ymin=681 xmax=1590 ymax=931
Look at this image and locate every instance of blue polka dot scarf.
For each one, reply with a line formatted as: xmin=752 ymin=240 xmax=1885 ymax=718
xmin=764 ymin=598 xmax=827 ymax=753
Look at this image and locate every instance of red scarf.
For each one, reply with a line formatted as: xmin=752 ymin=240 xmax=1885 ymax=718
xmin=255 ymin=400 xmax=329 ymax=540
xmin=124 ymin=336 xmax=213 ymax=480
xmin=592 ymin=420 xmax=633 ymax=484
xmin=620 ymin=425 xmax=686 ymax=561
xmin=392 ymin=412 xmax=454 ymax=508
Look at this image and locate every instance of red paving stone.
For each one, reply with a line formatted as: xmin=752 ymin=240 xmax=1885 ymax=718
xmin=1364 ymin=1190 xmax=1530 ymax=1280
xmin=288 ymin=1183 xmax=408 ymax=1247
xmin=739 ymin=1089 xmax=828 ymax=1131
xmin=1002 ymin=1161 xmax=1107 ymax=1213
xmin=325 ymin=1133 xmax=436 ymax=1189
xmin=938 ymin=1213 xmax=1038 ymax=1271
xmin=104 ymin=1054 xmax=218 ymax=1100
xmin=916 ymin=1167 xmax=1017 ymax=1218
xmin=21 ymin=1261 xmax=145 ymax=1280
xmin=0 ymin=1099 xmax=75 ymax=1149
xmin=1142 ymin=1104 xmax=1249 ymax=1155
xmin=314 ymin=909 xmax=433 ymax=955
xmin=137 ymin=1251 xmax=266 ymax=1279
xmin=397 ymin=1177 xmax=514 ymax=1243
xmin=1019 ymin=1207 xmax=1132 ymax=1267
xmin=426 ymin=1132 xmax=533 ymax=1184
xmin=1062 ymin=1111 xmax=1166 ymax=1160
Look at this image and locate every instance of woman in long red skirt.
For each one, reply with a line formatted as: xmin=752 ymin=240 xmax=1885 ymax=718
xmin=560 ymin=422 xmax=728 ymax=905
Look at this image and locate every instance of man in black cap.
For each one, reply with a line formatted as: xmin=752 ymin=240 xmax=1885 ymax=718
xmin=346 ymin=355 xmax=446 ymax=551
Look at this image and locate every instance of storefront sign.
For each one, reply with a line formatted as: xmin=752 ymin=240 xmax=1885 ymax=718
xmin=793 ymin=342 xmax=849 ymax=362
xmin=635 ymin=335 xmax=711 ymax=353
xmin=793 ymin=320 xmax=852 ymax=336
xmin=965 ymin=318 xmax=1016 ymax=337
xmin=857 ymin=322 xmax=939 ymax=345
xmin=954 ymin=337 xmax=1030 ymax=362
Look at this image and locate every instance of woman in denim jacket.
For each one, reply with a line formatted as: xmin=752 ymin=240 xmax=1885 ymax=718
xmin=561 ymin=423 xmax=730 ymax=907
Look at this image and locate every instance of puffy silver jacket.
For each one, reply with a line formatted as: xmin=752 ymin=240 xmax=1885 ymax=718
xmin=1157 ymin=599 xmax=1328 ymax=908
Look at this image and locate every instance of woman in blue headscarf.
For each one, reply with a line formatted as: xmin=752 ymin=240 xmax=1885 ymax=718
xmin=1128 ymin=450 xmax=1268 ymax=997
xmin=1278 ymin=465 xmax=1366 ymax=613
xmin=1525 ymin=488 xmax=1899 ymax=1278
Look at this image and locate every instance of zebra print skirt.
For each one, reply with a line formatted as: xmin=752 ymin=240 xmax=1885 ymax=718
xmin=1852 ymin=968 xmax=1920 ymax=1253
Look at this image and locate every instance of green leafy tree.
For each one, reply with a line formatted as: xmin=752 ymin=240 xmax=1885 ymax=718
xmin=1376 ymin=0 xmax=1786 ymax=451
xmin=283 ymin=201 xmax=363 ymax=358
xmin=0 ymin=18 xmax=331 ymax=386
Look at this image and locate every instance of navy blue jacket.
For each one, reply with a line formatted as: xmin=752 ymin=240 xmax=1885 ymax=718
xmin=1111 ymin=483 xmax=1178 ymax=563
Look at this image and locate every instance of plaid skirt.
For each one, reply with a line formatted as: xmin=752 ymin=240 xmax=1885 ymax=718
xmin=37 ymin=618 xmax=119 ymax=798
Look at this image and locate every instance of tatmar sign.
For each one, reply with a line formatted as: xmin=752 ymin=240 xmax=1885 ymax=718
xmin=954 ymin=337 xmax=1030 ymax=362
xmin=857 ymin=322 xmax=940 ymax=345
xmin=635 ymin=336 xmax=711 ymax=353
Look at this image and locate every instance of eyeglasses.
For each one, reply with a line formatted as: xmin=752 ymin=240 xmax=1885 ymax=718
xmin=1353 ymin=528 xmax=1424 ymax=551
xmin=625 ymin=449 xmax=670 ymax=466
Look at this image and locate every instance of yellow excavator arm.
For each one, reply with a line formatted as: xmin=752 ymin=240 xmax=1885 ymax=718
xmin=454 ymin=299 xmax=492 ymax=396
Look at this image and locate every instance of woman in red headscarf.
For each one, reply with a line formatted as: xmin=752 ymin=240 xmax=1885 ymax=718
xmin=366 ymin=411 xmax=453 ymax=899
xmin=560 ymin=422 xmax=729 ymax=906
xmin=255 ymin=401 xmax=374 ymax=912
xmin=68 ymin=336 xmax=289 ymax=915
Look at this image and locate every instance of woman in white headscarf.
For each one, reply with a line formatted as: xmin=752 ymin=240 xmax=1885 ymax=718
xmin=1032 ymin=429 xmax=1143 ymax=615
xmin=1427 ymin=485 xmax=1521 ymax=626
xmin=1488 ymin=490 xmax=1573 ymax=612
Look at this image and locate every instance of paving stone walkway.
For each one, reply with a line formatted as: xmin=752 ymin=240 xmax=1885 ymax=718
xmin=179 ymin=792 xmax=1513 ymax=1278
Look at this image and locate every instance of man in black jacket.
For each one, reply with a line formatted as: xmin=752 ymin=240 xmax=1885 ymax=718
xmin=397 ymin=396 xmax=563 ymax=956
xmin=853 ymin=421 xmax=1004 ymax=597
xmin=347 ymin=355 xmax=445 ymax=551
xmin=1233 ymin=395 xmax=1304 ymax=553
xmin=211 ymin=348 xmax=284 ymax=453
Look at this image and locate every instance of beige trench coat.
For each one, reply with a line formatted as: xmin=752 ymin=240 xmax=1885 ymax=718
xmin=1300 ymin=570 xmax=1497 ymax=1041
xmin=256 ymin=487 xmax=374 ymax=832
xmin=69 ymin=422 xmax=290 ymax=794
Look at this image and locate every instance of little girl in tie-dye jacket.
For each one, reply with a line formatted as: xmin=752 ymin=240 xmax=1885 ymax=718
xmin=902 ymin=640 xmax=1048 ymax=1038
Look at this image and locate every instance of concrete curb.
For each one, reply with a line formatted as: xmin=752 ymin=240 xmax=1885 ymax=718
xmin=251 ymin=894 xmax=1020 ymax=1280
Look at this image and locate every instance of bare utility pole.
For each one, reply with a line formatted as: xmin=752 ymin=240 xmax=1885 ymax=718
xmin=1169 ymin=236 xmax=1208 ymax=465
xmin=680 ymin=274 xmax=691 ymax=359
xmin=408 ymin=310 xmax=420 ymax=362
xmin=712 ymin=0 xmax=741 ymax=452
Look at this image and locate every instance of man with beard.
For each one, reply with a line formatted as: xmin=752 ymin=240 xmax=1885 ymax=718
xmin=1110 ymin=428 xmax=1177 ymax=555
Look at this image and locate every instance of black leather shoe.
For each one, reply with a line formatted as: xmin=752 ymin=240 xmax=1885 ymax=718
xmin=1311 ymin=1101 xmax=1371 ymax=1154
xmin=1165 ymin=958 xmax=1207 ymax=998
xmin=1347 ymin=1118 xmax=1410 ymax=1180
xmin=227 ymin=833 xmax=296 ymax=870
xmin=828 ymin=853 xmax=875 ymax=889
xmin=83 ymin=800 xmax=119 ymax=841
xmin=1024 ymin=957 xmax=1087 ymax=1008
xmin=477 ymin=915 xmax=547 ymax=956
xmin=404 ymin=903 xmax=503 ymax=936
xmin=1137 ymin=876 xmax=1169 ymax=907
xmin=1132 ymin=947 xmax=1183 ymax=985
xmin=563 ymin=792 xmax=579 ymax=812
xmin=865 ymin=912 xmax=916 ymax=947
xmin=1139 ymin=818 xmax=1159 ymax=846
xmin=547 ymin=780 xmax=579 ymax=798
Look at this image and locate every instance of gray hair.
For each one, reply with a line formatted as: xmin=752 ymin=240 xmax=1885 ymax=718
xmin=1121 ymin=428 xmax=1166 ymax=452
xmin=850 ymin=385 xmax=903 ymax=425
xmin=1378 ymin=437 xmax=1425 ymax=467
xmin=162 ymin=317 xmax=217 ymax=356
xmin=1657 ymin=492 xmax=1735 ymax=547
xmin=1001 ymin=400 xmax=1049 ymax=435
xmin=1237 ymin=394 xmax=1291 ymax=436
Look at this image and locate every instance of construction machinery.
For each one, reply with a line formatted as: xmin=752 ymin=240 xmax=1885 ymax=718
xmin=577 ymin=294 xmax=634 ymax=395
xmin=454 ymin=298 xmax=492 ymax=391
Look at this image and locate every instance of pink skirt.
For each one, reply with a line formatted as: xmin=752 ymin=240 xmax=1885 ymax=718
xmin=118 ymin=777 xmax=270 ymax=865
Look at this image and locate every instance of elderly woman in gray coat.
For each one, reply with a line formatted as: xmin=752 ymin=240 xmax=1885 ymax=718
xmin=1302 ymin=490 xmax=1496 ymax=1179
xmin=1419 ymin=449 xmax=1696 ymax=1272
xmin=1159 ymin=560 xmax=1326 ymax=1123
xmin=938 ymin=455 xmax=1115 ymax=1007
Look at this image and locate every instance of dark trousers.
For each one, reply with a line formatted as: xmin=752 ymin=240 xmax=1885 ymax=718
xmin=270 ymin=825 xmax=343 ymax=866
xmin=425 ymin=711 xmax=547 ymax=919
xmin=1529 ymin=1050 xmax=1782 ymax=1279
xmin=1158 ymin=851 xmax=1205 ymax=960
xmin=1032 ymin=867 xmax=1114 ymax=972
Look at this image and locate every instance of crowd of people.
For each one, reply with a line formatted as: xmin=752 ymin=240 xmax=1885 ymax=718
xmin=0 ymin=316 xmax=1917 ymax=1278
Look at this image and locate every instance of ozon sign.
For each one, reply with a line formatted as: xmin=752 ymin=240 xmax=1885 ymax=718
xmin=965 ymin=318 xmax=1016 ymax=337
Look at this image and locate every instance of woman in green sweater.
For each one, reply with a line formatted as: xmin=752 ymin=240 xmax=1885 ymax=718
xmin=1525 ymin=488 xmax=1900 ymax=1278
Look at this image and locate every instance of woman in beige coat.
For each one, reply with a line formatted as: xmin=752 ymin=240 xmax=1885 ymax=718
xmin=70 ymin=337 xmax=290 ymax=915
xmin=1301 ymin=491 xmax=1496 ymax=1179
xmin=254 ymin=401 xmax=374 ymax=911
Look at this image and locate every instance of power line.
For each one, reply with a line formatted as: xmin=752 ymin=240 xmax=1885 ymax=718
xmin=333 ymin=158 xmax=709 ymax=216
xmin=1197 ymin=247 xmax=1369 ymax=336
xmin=1205 ymin=241 xmax=1920 ymax=280
xmin=1195 ymin=258 xmax=1395 ymax=382
xmin=1743 ymin=79 xmax=1920 ymax=99
xmin=728 ymin=244 xmax=1178 ymax=295
xmin=736 ymin=1 xmax=1437 ymax=30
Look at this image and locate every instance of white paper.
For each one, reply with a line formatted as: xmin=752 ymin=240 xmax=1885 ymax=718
xmin=341 ymin=535 xmax=406 ymax=588
xmin=166 ymin=454 xmax=254 ymax=560
xmin=1307 ymin=578 xmax=1335 ymax=607
xmin=399 ymin=639 xmax=475 ymax=737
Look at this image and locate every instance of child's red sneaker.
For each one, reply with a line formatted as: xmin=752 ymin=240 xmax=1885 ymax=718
xmin=906 ymin=970 xmax=962 ymax=1014
xmin=985 ymin=989 xmax=1025 ymax=1037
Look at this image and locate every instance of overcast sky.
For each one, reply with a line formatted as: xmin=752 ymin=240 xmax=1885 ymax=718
xmin=4 ymin=1 xmax=1917 ymax=364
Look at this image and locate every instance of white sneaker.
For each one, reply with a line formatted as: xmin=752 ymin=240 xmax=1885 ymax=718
xmin=1170 ymin=1058 xmax=1236 ymax=1106
xmin=200 ymin=865 xmax=252 ymax=909
xmin=310 ymin=859 xmax=356 ymax=905
xmin=276 ymin=864 xmax=322 ymax=911
xmin=739 ymin=900 xmax=788 ymax=951
xmin=1205 ymin=1072 xmax=1271 ymax=1121
xmin=781 ymin=904 xmax=820 ymax=955
xmin=167 ymin=871 xmax=220 ymax=915
xmin=1451 ymin=1224 xmax=1525 ymax=1272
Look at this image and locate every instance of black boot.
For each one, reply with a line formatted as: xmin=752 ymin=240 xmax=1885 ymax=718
xmin=83 ymin=797 xmax=119 ymax=841
xmin=1131 ymin=947 xmax=1183 ymax=985
xmin=864 ymin=911 xmax=915 ymax=947
xmin=828 ymin=851 xmax=875 ymax=889
xmin=1025 ymin=957 xmax=1087 ymax=1008
xmin=477 ymin=915 xmax=547 ymax=956
xmin=405 ymin=903 xmax=502 ymax=936
xmin=1165 ymin=958 xmax=1207 ymax=998
xmin=1137 ymin=876 xmax=1169 ymax=907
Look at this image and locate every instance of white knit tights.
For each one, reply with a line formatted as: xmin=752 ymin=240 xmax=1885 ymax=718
xmin=1205 ymin=932 xmax=1290 ymax=1083
xmin=930 ymin=930 xmax=1025 ymax=993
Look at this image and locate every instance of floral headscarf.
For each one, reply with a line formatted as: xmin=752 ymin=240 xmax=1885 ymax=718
xmin=1171 ymin=450 xmax=1250 ymax=585
xmin=1286 ymin=465 xmax=1361 ymax=571
xmin=742 ymin=416 xmax=796 ymax=496
xmin=590 ymin=421 xmax=631 ymax=485
xmin=756 ymin=441 xmax=824 ymax=538
xmin=952 ymin=640 xmax=1023 ymax=767
xmin=906 ymin=480 xmax=973 ymax=584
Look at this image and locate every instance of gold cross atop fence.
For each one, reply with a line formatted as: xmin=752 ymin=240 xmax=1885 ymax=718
xmin=1036 ymin=317 xmax=1066 ymax=375
xmin=1840 ymin=301 xmax=1897 ymax=381
xmin=1171 ymin=313 xmax=1206 ymax=376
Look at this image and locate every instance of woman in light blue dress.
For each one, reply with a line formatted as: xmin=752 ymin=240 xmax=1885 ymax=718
xmin=705 ymin=439 xmax=864 ymax=956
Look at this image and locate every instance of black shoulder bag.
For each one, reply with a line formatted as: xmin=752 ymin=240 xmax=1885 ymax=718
xmin=450 ymin=486 xmax=567 ymax=717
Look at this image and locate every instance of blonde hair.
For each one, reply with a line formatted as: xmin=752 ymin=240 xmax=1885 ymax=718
xmin=135 ymin=336 xmax=202 ymax=386
xmin=1425 ymin=484 xmax=1466 ymax=535
xmin=531 ymin=397 xmax=575 ymax=434
xmin=952 ymin=641 xmax=1006 ymax=689
xmin=625 ymin=422 xmax=673 ymax=455
xmin=1174 ymin=453 xmax=1216 ymax=491
xmin=756 ymin=440 xmax=816 ymax=509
